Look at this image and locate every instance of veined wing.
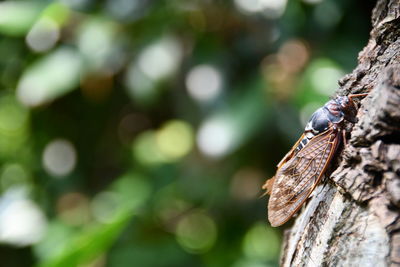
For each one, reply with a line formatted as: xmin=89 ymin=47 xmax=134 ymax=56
xmin=267 ymin=128 xmax=340 ymax=227
xmin=277 ymin=133 xmax=306 ymax=168
xmin=261 ymin=133 xmax=306 ymax=195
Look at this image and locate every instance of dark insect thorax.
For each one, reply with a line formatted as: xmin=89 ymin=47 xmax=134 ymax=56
xmin=294 ymin=99 xmax=345 ymax=153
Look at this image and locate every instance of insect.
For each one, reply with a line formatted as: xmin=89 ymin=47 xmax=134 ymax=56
xmin=263 ymin=93 xmax=368 ymax=227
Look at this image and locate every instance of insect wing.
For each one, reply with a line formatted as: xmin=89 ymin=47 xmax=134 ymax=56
xmin=267 ymin=129 xmax=340 ymax=227
xmin=261 ymin=133 xmax=306 ymax=195
xmin=276 ymin=133 xmax=305 ymax=168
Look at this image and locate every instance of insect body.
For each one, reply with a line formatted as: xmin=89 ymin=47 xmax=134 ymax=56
xmin=263 ymin=93 xmax=367 ymax=227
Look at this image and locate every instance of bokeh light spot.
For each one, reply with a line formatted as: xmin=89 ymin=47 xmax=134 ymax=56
xmin=311 ymin=66 xmax=344 ymax=96
xmin=1 ymin=163 xmax=30 ymax=191
xmin=153 ymin=185 xmax=191 ymax=232
xmin=0 ymin=2 xmax=41 ymax=36
xmin=260 ymin=0 xmax=288 ymax=18
xmin=17 ymin=48 xmax=83 ymax=107
xmin=91 ymin=191 xmax=119 ymax=223
xmin=0 ymin=95 xmax=30 ymax=156
xmin=156 ymin=120 xmax=193 ymax=160
xmin=111 ymin=173 xmax=151 ymax=212
xmin=56 ymin=192 xmax=90 ymax=226
xmin=197 ymin=117 xmax=234 ymax=158
xmin=230 ymin=168 xmax=264 ymax=201
xmin=0 ymin=189 xmax=47 ymax=246
xmin=134 ymin=121 xmax=194 ymax=165
xmin=314 ymin=1 xmax=342 ymax=28
xmin=124 ymin=63 xmax=156 ymax=104
xmin=277 ymin=39 xmax=309 ymax=73
xmin=234 ymin=0 xmax=287 ymax=18
xmin=176 ymin=210 xmax=217 ymax=254
xmin=41 ymin=2 xmax=70 ymax=26
xmin=242 ymin=222 xmax=280 ymax=261
xmin=0 ymin=95 xmax=29 ymax=135
xmin=42 ymin=139 xmax=77 ymax=177
xmin=26 ymin=17 xmax=60 ymax=52
xmin=185 ymin=64 xmax=223 ymax=103
xmin=105 ymin=0 xmax=146 ymax=21
xmin=77 ymin=19 xmax=117 ymax=69
xmin=133 ymin=131 xmax=168 ymax=166
xmin=138 ymin=37 xmax=181 ymax=81
xmin=234 ymin=0 xmax=263 ymax=13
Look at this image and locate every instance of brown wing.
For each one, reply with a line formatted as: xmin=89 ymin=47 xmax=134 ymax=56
xmin=267 ymin=128 xmax=341 ymax=227
xmin=277 ymin=133 xmax=306 ymax=168
xmin=261 ymin=133 xmax=306 ymax=195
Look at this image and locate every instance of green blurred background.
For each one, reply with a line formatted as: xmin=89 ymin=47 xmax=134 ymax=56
xmin=0 ymin=0 xmax=374 ymax=266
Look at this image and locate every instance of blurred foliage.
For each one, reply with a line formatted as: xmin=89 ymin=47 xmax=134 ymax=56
xmin=0 ymin=0 xmax=374 ymax=266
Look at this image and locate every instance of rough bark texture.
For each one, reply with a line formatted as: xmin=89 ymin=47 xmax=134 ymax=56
xmin=281 ymin=1 xmax=400 ymax=266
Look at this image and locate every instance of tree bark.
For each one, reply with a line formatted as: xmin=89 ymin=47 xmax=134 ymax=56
xmin=281 ymin=1 xmax=400 ymax=266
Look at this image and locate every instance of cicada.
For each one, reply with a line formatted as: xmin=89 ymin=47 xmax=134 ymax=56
xmin=263 ymin=93 xmax=368 ymax=227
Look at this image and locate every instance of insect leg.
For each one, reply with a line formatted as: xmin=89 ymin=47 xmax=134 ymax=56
xmin=349 ymin=93 xmax=368 ymax=101
xmin=342 ymin=129 xmax=347 ymax=145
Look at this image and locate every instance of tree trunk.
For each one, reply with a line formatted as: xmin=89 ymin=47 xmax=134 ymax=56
xmin=281 ymin=1 xmax=400 ymax=266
